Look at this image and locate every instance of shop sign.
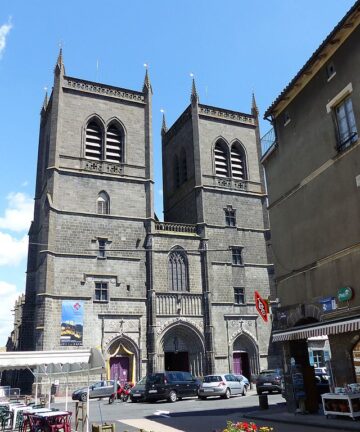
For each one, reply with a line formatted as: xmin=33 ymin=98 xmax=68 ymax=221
xmin=337 ymin=286 xmax=353 ymax=302
xmin=318 ymin=297 xmax=336 ymax=312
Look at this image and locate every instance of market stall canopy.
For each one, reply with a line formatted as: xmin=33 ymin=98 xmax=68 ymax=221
xmin=0 ymin=348 xmax=105 ymax=374
xmin=272 ymin=316 xmax=360 ymax=342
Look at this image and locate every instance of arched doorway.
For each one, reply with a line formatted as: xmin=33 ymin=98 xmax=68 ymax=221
xmin=232 ymin=333 xmax=259 ymax=379
xmin=158 ymin=322 xmax=204 ymax=376
xmin=107 ymin=336 xmax=139 ymax=384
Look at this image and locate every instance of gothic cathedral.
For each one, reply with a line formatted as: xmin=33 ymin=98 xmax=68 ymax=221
xmin=21 ymin=51 xmax=274 ymax=384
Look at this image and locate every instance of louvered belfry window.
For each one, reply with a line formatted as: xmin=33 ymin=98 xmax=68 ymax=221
xmin=168 ymin=249 xmax=189 ymax=292
xmin=214 ymin=142 xmax=229 ymax=177
xmin=106 ymin=124 xmax=123 ymax=163
xmin=85 ymin=121 xmax=103 ymax=160
xmin=231 ymin=145 xmax=246 ymax=180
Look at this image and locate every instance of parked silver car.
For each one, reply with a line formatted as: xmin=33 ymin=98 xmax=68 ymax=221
xmin=198 ymin=374 xmax=246 ymax=399
xmin=72 ymin=380 xmax=115 ymax=401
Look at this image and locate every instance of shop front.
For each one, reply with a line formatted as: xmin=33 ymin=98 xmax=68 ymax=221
xmin=273 ymin=315 xmax=360 ymax=414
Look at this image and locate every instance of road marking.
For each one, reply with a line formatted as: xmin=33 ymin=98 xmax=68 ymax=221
xmin=154 ymin=410 xmax=170 ymax=418
xmin=118 ymin=419 xmax=184 ymax=432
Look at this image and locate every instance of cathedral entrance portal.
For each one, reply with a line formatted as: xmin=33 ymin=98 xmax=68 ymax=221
xmin=165 ymin=352 xmax=189 ymax=371
xmin=233 ymin=333 xmax=259 ymax=379
xmin=159 ymin=322 xmax=204 ymax=376
xmin=107 ymin=336 xmax=139 ymax=384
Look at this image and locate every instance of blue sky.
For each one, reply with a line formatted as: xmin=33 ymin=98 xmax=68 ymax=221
xmin=0 ymin=0 xmax=355 ymax=346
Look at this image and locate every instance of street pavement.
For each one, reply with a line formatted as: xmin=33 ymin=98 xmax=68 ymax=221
xmin=54 ymin=390 xmax=360 ymax=432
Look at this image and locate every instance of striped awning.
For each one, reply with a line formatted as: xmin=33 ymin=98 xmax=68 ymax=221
xmin=272 ymin=316 xmax=360 ymax=342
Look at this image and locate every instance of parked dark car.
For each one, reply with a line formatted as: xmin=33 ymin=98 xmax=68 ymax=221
xmin=145 ymin=371 xmax=200 ymax=402
xmin=130 ymin=377 xmax=147 ymax=402
xmin=72 ymin=380 xmax=115 ymax=401
xmin=256 ymin=369 xmax=283 ymax=395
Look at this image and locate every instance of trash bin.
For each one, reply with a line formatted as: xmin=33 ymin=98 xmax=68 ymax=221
xmin=258 ymin=394 xmax=269 ymax=410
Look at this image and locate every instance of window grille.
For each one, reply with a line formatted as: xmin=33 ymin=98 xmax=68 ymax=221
xmin=214 ymin=142 xmax=229 ymax=177
xmin=168 ymin=249 xmax=189 ymax=291
xmin=106 ymin=124 xmax=123 ymax=163
xmin=95 ymin=282 xmax=108 ymax=301
xmin=335 ymin=97 xmax=358 ymax=150
xmin=85 ymin=121 xmax=102 ymax=160
xmin=231 ymin=145 xmax=246 ymax=180
xmin=234 ymin=287 xmax=245 ymax=305
xmin=232 ymin=248 xmax=243 ymax=265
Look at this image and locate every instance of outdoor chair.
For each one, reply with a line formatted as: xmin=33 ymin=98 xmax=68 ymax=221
xmin=0 ymin=409 xmax=13 ymax=431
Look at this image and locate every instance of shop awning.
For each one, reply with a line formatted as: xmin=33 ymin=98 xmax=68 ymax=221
xmin=0 ymin=348 xmax=105 ymax=373
xmin=272 ymin=316 xmax=360 ymax=342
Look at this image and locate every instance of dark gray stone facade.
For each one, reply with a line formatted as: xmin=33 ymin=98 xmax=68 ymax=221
xmin=20 ymin=53 xmax=274 ymax=387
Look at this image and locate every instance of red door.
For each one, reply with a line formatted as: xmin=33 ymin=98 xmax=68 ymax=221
xmin=110 ymin=357 xmax=130 ymax=384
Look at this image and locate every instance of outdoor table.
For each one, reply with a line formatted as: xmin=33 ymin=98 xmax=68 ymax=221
xmin=28 ymin=411 xmax=72 ymax=432
xmin=12 ymin=407 xmax=52 ymax=431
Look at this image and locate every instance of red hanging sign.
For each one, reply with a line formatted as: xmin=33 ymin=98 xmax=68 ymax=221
xmin=255 ymin=291 xmax=268 ymax=322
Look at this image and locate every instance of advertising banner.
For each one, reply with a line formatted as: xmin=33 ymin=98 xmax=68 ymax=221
xmin=60 ymin=300 xmax=84 ymax=346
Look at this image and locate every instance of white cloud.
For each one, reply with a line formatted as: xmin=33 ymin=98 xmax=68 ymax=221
xmin=0 ymin=192 xmax=33 ymax=232
xmin=0 ymin=18 xmax=12 ymax=59
xmin=21 ymin=181 xmax=28 ymax=187
xmin=0 ymin=232 xmax=28 ymax=266
xmin=158 ymin=189 xmax=163 ymax=196
xmin=0 ymin=281 xmax=20 ymax=346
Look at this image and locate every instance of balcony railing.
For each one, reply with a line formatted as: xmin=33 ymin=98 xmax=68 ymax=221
xmin=155 ymin=221 xmax=198 ymax=235
xmin=261 ymin=128 xmax=276 ymax=156
xmin=156 ymin=293 xmax=203 ymax=316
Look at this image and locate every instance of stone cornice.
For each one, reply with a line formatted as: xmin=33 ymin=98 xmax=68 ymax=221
xmin=63 ymin=76 xmax=145 ymax=104
xmin=198 ymin=104 xmax=255 ymax=126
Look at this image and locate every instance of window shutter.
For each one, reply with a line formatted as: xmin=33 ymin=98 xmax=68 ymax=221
xmin=85 ymin=121 xmax=102 ymax=160
xmin=106 ymin=124 xmax=123 ymax=163
xmin=231 ymin=146 xmax=245 ymax=180
xmin=214 ymin=143 xmax=229 ymax=177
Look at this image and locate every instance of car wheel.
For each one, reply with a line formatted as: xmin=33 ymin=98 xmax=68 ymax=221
xmin=80 ymin=393 xmax=87 ymax=402
xmin=131 ymin=398 xmax=137 ymax=403
xmin=242 ymin=386 xmax=247 ymax=396
xmin=222 ymin=388 xmax=231 ymax=399
xmin=168 ymin=390 xmax=177 ymax=403
xmin=198 ymin=395 xmax=206 ymax=400
xmin=257 ymin=390 xmax=262 ymax=395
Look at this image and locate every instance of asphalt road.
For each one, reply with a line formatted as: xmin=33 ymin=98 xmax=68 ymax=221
xmin=54 ymin=392 xmax=348 ymax=432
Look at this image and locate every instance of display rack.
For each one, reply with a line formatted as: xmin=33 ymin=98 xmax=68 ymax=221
xmin=322 ymin=392 xmax=360 ymax=420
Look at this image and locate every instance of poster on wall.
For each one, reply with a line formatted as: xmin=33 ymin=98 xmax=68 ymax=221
xmin=60 ymin=300 xmax=84 ymax=346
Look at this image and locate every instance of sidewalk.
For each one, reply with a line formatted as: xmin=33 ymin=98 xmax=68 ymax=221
xmin=243 ymin=403 xmax=360 ymax=431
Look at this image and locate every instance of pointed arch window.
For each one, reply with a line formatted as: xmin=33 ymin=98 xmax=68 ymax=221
xmin=174 ymin=156 xmax=180 ymax=189
xmin=97 ymin=191 xmax=110 ymax=215
xmin=214 ymin=141 xmax=229 ymax=177
xmin=168 ymin=248 xmax=189 ymax=292
xmin=231 ymin=143 xmax=247 ymax=180
xmin=85 ymin=121 xmax=103 ymax=160
xmin=181 ymin=149 xmax=188 ymax=184
xmin=106 ymin=123 xmax=123 ymax=163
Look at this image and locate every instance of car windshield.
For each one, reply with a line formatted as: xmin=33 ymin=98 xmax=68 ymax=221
xmin=203 ymin=375 xmax=222 ymax=383
xmin=259 ymin=369 xmax=282 ymax=377
xmin=137 ymin=377 xmax=146 ymax=385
